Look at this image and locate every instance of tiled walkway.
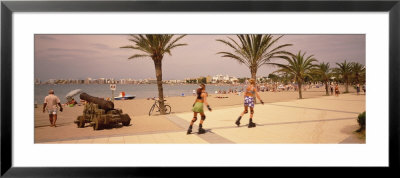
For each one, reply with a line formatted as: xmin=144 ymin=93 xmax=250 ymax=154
xmin=42 ymin=94 xmax=365 ymax=144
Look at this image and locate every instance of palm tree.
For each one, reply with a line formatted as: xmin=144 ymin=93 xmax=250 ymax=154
xmin=216 ymin=34 xmax=292 ymax=81
xmin=269 ymin=51 xmax=317 ymax=99
xmin=121 ymin=35 xmax=187 ymax=114
xmin=312 ymin=62 xmax=333 ymax=96
xmin=268 ymin=73 xmax=280 ymax=91
xmin=333 ymin=60 xmax=352 ymax=93
xmin=351 ymin=62 xmax=366 ymax=84
xmin=279 ymin=72 xmax=293 ymax=85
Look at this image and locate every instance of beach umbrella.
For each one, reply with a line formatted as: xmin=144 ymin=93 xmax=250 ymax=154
xmin=65 ymin=89 xmax=83 ymax=101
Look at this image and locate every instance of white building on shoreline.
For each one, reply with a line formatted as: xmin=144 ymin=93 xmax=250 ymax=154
xmin=212 ymin=74 xmax=238 ymax=84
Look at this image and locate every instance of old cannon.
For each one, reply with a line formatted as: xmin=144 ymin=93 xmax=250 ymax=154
xmin=74 ymin=92 xmax=131 ymax=130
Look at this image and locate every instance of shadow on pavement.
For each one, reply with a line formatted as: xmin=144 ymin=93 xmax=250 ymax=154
xmin=35 ymin=122 xmax=73 ymax=128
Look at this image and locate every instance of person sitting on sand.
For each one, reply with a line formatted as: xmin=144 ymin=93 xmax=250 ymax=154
xmin=65 ymin=98 xmax=78 ymax=107
xmin=187 ymin=83 xmax=212 ymax=134
xmin=235 ymin=79 xmax=264 ymax=128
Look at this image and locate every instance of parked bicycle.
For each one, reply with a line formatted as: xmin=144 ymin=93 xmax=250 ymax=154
xmin=149 ymin=99 xmax=171 ymax=116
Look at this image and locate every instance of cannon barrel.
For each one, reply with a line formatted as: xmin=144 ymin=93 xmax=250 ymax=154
xmin=80 ymin=92 xmax=114 ymax=111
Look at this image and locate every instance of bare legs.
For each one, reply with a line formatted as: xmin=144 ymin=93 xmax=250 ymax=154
xmin=187 ymin=112 xmax=206 ymax=134
xmin=48 ymin=114 xmax=57 ymax=127
xmin=241 ymin=106 xmax=248 ymax=117
xmin=235 ymin=106 xmax=256 ymax=128
xmin=235 ymin=106 xmax=248 ymax=126
xmin=189 ymin=112 xmax=198 ymax=127
xmin=53 ymin=114 xmax=57 ymax=127
xmin=48 ymin=114 xmax=53 ymax=126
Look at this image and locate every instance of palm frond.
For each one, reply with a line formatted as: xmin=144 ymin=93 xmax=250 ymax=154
xmin=165 ymin=35 xmax=187 ymax=53
xmin=121 ymin=34 xmax=186 ymax=61
xmin=217 ymin=52 xmax=250 ymax=66
xmin=217 ymin=34 xmax=292 ymax=78
xmin=128 ymin=54 xmax=150 ymax=60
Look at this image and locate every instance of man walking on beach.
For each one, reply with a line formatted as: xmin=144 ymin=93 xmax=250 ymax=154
xmin=43 ymin=89 xmax=63 ymax=127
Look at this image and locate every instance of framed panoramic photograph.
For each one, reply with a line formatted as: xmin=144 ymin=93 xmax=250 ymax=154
xmin=1 ymin=0 xmax=399 ymax=177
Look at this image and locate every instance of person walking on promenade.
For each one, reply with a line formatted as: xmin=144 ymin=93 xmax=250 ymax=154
xmin=356 ymin=83 xmax=360 ymax=95
xmin=362 ymin=84 xmax=366 ymax=94
xmin=335 ymin=83 xmax=340 ymax=97
xmin=187 ymin=83 xmax=212 ymax=134
xmin=43 ymin=89 xmax=63 ymax=127
xmin=235 ymin=79 xmax=264 ymax=128
xmin=330 ymin=84 xmax=334 ymax=95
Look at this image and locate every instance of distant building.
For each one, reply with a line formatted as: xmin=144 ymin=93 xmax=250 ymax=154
xmin=127 ymin=78 xmax=134 ymax=84
xmin=230 ymin=76 xmax=238 ymax=84
xmin=223 ymin=75 xmax=230 ymax=81
xmin=85 ymin=77 xmax=92 ymax=84
xmin=206 ymin=76 xmax=212 ymax=83
xmin=211 ymin=74 xmax=239 ymax=84
xmin=98 ymin=78 xmax=105 ymax=84
xmin=120 ymin=79 xmax=126 ymax=84
xmin=48 ymin=79 xmax=56 ymax=84
xmin=212 ymin=74 xmax=224 ymax=83
xmin=166 ymin=80 xmax=182 ymax=84
xmin=106 ymin=78 xmax=114 ymax=84
xmin=34 ymin=78 xmax=41 ymax=84
xmin=148 ymin=78 xmax=157 ymax=84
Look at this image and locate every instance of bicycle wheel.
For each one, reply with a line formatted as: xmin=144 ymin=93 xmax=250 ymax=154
xmin=149 ymin=105 xmax=155 ymax=116
xmin=164 ymin=105 xmax=171 ymax=114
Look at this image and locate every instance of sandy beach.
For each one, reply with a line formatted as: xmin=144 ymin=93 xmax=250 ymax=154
xmin=35 ymin=85 xmax=363 ymax=143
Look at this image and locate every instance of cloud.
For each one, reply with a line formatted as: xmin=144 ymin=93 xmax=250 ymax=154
xmin=35 ymin=35 xmax=57 ymax=41
xmin=91 ymin=43 xmax=111 ymax=50
xmin=47 ymin=48 xmax=97 ymax=54
xmin=35 ymin=34 xmax=365 ymax=81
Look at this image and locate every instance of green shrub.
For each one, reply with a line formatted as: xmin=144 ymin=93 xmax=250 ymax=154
xmin=357 ymin=111 xmax=366 ymax=132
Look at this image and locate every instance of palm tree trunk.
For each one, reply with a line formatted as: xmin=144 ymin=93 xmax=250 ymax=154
xmin=325 ymin=81 xmax=329 ymax=96
xmin=250 ymin=67 xmax=257 ymax=103
xmin=345 ymin=81 xmax=349 ymax=93
xmin=355 ymin=74 xmax=359 ymax=84
xmin=298 ymin=81 xmax=303 ymax=99
xmin=154 ymin=59 xmax=165 ymax=114
xmin=250 ymin=67 xmax=257 ymax=81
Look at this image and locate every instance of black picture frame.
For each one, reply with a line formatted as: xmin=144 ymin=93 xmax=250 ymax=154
xmin=1 ymin=0 xmax=399 ymax=177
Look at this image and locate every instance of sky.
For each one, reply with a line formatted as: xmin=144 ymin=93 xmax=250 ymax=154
xmin=34 ymin=34 xmax=365 ymax=81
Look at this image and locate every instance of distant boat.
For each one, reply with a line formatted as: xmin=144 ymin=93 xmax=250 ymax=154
xmin=114 ymin=95 xmax=135 ymax=100
xmin=114 ymin=91 xmax=136 ymax=100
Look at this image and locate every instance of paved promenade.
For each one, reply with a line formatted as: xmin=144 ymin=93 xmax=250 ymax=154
xmin=42 ymin=94 xmax=365 ymax=144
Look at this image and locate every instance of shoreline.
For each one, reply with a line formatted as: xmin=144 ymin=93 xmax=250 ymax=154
xmin=36 ymin=86 xmax=358 ymax=117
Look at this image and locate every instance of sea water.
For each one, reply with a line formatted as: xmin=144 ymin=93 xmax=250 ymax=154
xmin=34 ymin=84 xmax=245 ymax=104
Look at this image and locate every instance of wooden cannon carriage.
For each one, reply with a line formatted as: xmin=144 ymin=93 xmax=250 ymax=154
xmin=74 ymin=93 xmax=131 ymax=130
